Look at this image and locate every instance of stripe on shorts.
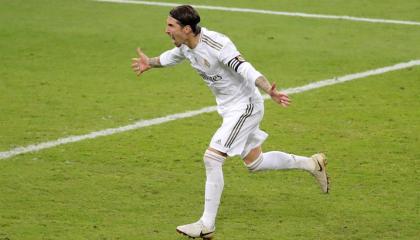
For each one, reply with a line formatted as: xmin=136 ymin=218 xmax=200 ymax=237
xmin=224 ymin=104 xmax=254 ymax=148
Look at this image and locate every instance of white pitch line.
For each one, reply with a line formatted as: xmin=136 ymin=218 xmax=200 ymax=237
xmin=94 ymin=0 xmax=420 ymax=26
xmin=1 ymin=59 xmax=419 ymax=160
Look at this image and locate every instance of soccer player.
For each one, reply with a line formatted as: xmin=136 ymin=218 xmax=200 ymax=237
xmin=131 ymin=5 xmax=329 ymax=239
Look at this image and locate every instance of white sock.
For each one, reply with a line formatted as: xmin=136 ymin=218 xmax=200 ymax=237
xmin=247 ymin=151 xmax=315 ymax=172
xmin=200 ymin=150 xmax=225 ymax=229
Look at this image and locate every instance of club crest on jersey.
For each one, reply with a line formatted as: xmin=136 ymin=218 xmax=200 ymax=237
xmin=236 ymin=55 xmax=245 ymax=62
xmin=203 ymin=58 xmax=211 ymax=68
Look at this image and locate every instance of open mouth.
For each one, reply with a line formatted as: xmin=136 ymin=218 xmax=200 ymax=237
xmin=167 ymin=32 xmax=181 ymax=47
xmin=170 ymin=35 xmax=181 ymax=46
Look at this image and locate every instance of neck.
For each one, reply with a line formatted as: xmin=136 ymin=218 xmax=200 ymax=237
xmin=185 ymin=32 xmax=201 ymax=49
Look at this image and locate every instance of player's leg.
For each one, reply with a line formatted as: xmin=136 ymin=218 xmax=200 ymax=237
xmin=176 ymin=148 xmax=225 ymax=239
xmin=177 ymin=104 xmax=262 ymax=238
xmin=201 ymin=148 xmax=226 ymax=229
xmin=177 ymin=103 xmax=271 ymax=238
xmin=243 ymin=146 xmax=329 ymax=193
xmin=243 ymin=146 xmax=316 ymax=172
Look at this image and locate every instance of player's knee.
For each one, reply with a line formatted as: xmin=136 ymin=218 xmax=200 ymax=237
xmin=243 ymin=146 xmax=262 ymax=164
xmin=203 ymin=149 xmax=226 ymax=167
xmin=244 ymin=153 xmax=263 ymax=173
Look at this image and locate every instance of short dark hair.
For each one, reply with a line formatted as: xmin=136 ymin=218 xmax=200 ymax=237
xmin=169 ymin=5 xmax=201 ymax=35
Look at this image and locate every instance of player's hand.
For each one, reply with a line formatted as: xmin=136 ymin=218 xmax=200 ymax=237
xmin=131 ymin=47 xmax=151 ymax=76
xmin=269 ymin=82 xmax=291 ymax=107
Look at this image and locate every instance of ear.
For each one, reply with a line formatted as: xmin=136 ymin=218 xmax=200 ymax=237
xmin=183 ymin=25 xmax=192 ymax=34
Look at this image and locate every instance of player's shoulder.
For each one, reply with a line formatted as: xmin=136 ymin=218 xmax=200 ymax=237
xmin=177 ymin=44 xmax=189 ymax=53
xmin=201 ymin=27 xmax=232 ymax=51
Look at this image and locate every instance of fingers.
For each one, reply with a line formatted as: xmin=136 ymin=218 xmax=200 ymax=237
xmin=131 ymin=57 xmax=139 ymax=66
xmin=131 ymin=57 xmax=142 ymax=76
xmin=134 ymin=66 xmax=142 ymax=76
xmin=131 ymin=58 xmax=139 ymax=68
xmin=133 ymin=48 xmax=148 ymax=76
xmin=281 ymin=99 xmax=290 ymax=107
xmin=132 ymin=63 xmax=140 ymax=70
xmin=133 ymin=67 xmax=142 ymax=76
xmin=280 ymin=92 xmax=290 ymax=100
xmin=271 ymin=91 xmax=291 ymax=107
xmin=131 ymin=49 xmax=144 ymax=76
xmin=271 ymin=82 xmax=276 ymax=89
xmin=280 ymin=93 xmax=290 ymax=102
xmin=270 ymin=82 xmax=276 ymax=93
xmin=136 ymin=47 xmax=143 ymax=57
xmin=279 ymin=93 xmax=291 ymax=107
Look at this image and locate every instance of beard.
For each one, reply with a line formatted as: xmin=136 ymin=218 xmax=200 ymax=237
xmin=169 ymin=34 xmax=183 ymax=47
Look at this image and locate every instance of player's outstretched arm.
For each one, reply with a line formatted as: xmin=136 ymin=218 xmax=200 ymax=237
xmin=255 ymin=76 xmax=291 ymax=107
xmin=131 ymin=47 xmax=162 ymax=76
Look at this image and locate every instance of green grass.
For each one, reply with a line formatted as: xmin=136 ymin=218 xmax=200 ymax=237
xmin=1 ymin=0 xmax=419 ymax=239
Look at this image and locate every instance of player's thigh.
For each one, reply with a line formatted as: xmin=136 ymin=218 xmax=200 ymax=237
xmin=210 ymin=104 xmax=265 ymax=157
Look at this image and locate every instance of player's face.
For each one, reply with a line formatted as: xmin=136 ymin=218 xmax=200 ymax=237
xmin=165 ymin=16 xmax=188 ymax=47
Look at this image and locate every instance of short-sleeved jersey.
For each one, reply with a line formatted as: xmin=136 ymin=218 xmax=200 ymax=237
xmin=159 ymin=27 xmax=263 ymax=115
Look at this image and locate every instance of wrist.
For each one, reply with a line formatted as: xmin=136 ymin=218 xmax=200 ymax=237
xmin=149 ymin=57 xmax=161 ymax=68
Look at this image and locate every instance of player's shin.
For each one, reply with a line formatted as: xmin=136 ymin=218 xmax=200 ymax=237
xmin=246 ymin=151 xmax=315 ymax=172
xmin=200 ymin=150 xmax=226 ymax=229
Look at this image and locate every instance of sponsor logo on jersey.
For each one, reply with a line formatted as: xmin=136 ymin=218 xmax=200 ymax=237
xmin=197 ymin=69 xmax=222 ymax=83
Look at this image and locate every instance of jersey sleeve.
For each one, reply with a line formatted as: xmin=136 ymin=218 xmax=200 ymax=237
xmin=218 ymin=40 xmax=241 ymax=67
xmin=219 ymin=40 xmax=263 ymax=84
xmin=159 ymin=47 xmax=186 ymax=67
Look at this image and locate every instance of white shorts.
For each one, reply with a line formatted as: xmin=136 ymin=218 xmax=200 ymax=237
xmin=209 ymin=103 xmax=268 ymax=159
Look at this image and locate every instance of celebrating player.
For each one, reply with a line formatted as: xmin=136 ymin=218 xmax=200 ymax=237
xmin=131 ymin=5 xmax=329 ymax=239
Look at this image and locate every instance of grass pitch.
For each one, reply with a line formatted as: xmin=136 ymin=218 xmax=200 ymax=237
xmin=0 ymin=0 xmax=419 ymax=239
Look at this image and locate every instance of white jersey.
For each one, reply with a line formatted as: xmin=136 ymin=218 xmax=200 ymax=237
xmin=159 ymin=27 xmax=264 ymax=115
